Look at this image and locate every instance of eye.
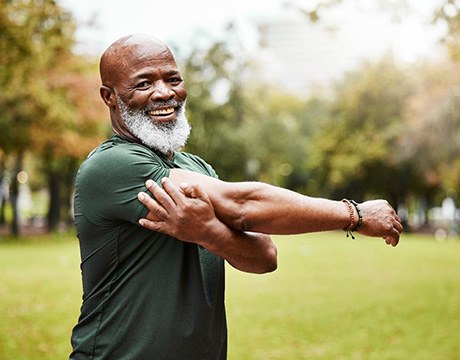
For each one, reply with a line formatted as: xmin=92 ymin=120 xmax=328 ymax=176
xmin=167 ymin=77 xmax=183 ymax=85
xmin=136 ymin=80 xmax=151 ymax=89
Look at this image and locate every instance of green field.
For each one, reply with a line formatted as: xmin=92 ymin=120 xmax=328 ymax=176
xmin=0 ymin=232 xmax=459 ymax=360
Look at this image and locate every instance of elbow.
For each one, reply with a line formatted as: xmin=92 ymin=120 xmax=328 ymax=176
xmin=226 ymin=203 xmax=250 ymax=232
xmin=266 ymin=245 xmax=278 ymax=273
xmin=229 ymin=241 xmax=278 ymax=275
xmin=228 ymin=182 xmax=267 ymax=233
xmin=257 ymin=242 xmax=278 ymax=274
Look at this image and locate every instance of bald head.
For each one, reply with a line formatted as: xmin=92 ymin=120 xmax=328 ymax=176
xmin=99 ymin=34 xmax=173 ymax=88
xmin=98 ymin=34 xmax=188 ymax=153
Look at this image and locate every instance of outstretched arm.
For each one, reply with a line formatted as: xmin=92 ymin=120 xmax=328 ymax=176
xmin=139 ymin=169 xmax=402 ymax=246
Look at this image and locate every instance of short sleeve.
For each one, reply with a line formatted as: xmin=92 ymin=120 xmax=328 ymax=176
xmin=76 ymin=144 xmax=169 ymax=225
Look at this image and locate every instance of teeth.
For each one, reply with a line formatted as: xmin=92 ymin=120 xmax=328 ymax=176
xmin=149 ymin=107 xmax=174 ymax=116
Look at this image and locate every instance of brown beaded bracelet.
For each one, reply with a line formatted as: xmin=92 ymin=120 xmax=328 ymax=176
xmin=342 ymin=199 xmax=363 ymax=239
xmin=349 ymin=200 xmax=363 ymax=231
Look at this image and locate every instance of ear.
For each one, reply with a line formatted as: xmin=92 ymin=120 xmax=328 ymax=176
xmin=100 ymin=86 xmax=116 ymax=107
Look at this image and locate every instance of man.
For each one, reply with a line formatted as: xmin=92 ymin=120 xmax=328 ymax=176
xmin=70 ymin=34 xmax=402 ymax=360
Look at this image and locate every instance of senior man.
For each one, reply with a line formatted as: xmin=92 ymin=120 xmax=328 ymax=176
xmin=70 ymin=34 xmax=402 ymax=360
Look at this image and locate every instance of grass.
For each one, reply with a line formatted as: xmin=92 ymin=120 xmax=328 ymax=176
xmin=227 ymin=233 xmax=460 ymax=360
xmin=0 ymin=233 xmax=82 ymax=360
xmin=0 ymin=232 xmax=459 ymax=359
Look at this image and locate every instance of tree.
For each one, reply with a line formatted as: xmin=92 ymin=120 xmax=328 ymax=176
xmin=434 ymin=0 xmax=460 ymax=60
xmin=400 ymin=61 xmax=460 ymax=205
xmin=307 ymin=57 xmax=414 ymax=206
xmin=181 ymin=38 xmax=254 ymax=182
xmin=31 ymin=56 xmax=107 ymax=231
xmin=0 ymin=0 xmax=106 ymax=235
xmin=180 ymin=36 xmax=319 ymax=188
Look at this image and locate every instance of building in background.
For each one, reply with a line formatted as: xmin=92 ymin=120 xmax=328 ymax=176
xmin=254 ymin=5 xmax=445 ymax=95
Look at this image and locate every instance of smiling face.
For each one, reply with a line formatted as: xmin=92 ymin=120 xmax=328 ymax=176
xmin=99 ymin=35 xmax=190 ymax=155
xmin=116 ymin=94 xmax=191 ymax=156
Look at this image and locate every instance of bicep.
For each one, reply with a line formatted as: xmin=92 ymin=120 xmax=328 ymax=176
xmin=90 ymin=155 xmax=169 ymax=224
xmin=168 ymin=169 xmax=255 ymax=229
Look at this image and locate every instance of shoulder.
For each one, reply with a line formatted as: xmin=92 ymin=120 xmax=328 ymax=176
xmin=92 ymin=139 xmax=158 ymax=162
xmin=76 ymin=138 xmax=169 ymax=187
xmin=83 ymin=139 xmax=162 ymax=171
xmin=175 ymin=152 xmax=218 ymax=178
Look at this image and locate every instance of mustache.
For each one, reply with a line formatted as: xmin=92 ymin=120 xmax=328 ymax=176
xmin=145 ymin=99 xmax=183 ymax=111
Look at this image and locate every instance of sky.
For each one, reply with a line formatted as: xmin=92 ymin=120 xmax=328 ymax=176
xmin=59 ymin=0 xmax=285 ymax=54
xmin=59 ymin=0 xmax=445 ymax=55
xmin=57 ymin=0 xmax=448 ymax=90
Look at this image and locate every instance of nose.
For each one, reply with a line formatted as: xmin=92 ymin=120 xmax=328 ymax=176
xmin=151 ymin=80 xmax=174 ymax=101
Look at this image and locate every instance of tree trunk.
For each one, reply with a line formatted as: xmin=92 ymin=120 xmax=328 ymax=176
xmin=0 ymin=196 xmax=5 ymax=225
xmin=63 ymin=159 xmax=78 ymax=226
xmin=10 ymin=153 xmax=23 ymax=237
xmin=0 ymin=156 xmax=6 ymax=225
xmin=47 ymin=170 xmax=61 ymax=232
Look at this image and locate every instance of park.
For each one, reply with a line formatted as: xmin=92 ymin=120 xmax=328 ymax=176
xmin=0 ymin=231 xmax=459 ymax=359
xmin=1 ymin=0 xmax=460 ymax=359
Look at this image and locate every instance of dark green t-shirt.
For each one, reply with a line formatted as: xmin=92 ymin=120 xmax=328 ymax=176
xmin=70 ymin=135 xmax=226 ymax=360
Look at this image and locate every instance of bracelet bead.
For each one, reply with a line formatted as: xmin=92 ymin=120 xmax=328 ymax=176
xmin=350 ymin=200 xmax=363 ymax=231
xmin=341 ymin=199 xmax=362 ymax=239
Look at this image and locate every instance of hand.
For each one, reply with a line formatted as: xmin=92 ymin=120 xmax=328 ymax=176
xmin=137 ymin=178 xmax=222 ymax=244
xmin=356 ymin=200 xmax=403 ymax=247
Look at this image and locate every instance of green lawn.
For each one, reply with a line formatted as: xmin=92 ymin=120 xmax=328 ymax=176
xmin=0 ymin=232 xmax=459 ymax=359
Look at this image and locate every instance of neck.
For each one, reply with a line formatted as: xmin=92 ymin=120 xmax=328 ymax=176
xmin=113 ymin=129 xmax=176 ymax=159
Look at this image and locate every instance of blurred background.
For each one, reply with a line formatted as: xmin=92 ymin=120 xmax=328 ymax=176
xmin=2 ymin=0 xmax=460 ymax=238
xmin=1 ymin=1 xmax=460 ymax=359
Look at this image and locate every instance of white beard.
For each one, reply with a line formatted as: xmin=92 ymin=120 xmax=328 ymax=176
xmin=117 ymin=96 xmax=191 ymax=156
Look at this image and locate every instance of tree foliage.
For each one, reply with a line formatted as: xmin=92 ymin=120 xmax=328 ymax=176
xmin=307 ymin=58 xmax=412 ymax=201
xmin=181 ymin=39 xmax=320 ymax=189
xmin=400 ymin=61 xmax=460 ymax=200
xmin=1 ymin=0 xmax=460 ymax=235
xmin=0 ymin=0 xmax=106 ymax=235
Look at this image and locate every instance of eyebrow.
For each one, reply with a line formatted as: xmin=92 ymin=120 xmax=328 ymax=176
xmin=132 ymin=69 xmax=181 ymax=80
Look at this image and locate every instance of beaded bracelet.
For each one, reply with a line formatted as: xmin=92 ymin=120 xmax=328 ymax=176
xmin=342 ymin=199 xmax=363 ymax=239
xmin=349 ymin=200 xmax=363 ymax=231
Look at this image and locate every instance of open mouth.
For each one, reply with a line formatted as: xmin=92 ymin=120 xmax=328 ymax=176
xmin=147 ymin=106 xmax=177 ymax=122
xmin=148 ymin=107 xmax=175 ymax=116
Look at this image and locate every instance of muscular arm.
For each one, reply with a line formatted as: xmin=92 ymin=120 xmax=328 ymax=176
xmin=169 ymin=169 xmax=402 ymax=242
xmin=139 ymin=177 xmax=277 ymax=274
xmin=140 ymin=169 xmax=402 ymax=246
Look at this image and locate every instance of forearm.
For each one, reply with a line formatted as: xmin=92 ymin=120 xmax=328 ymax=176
xmin=208 ymin=182 xmax=402 ymax=245
xmin=213 ymin=182 xmax=351 ymax=234
xmin=169 ymin=169 xmax=351 ymax=235
xmin=198 ymin=220 xmax=277 ymax=274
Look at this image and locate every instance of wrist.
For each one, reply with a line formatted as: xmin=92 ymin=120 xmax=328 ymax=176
xmin=341 ymin=199 xmax=363 ymax=239
xmin=349 ymin=200 xmax=363 ymax=231
xmin=198 ymin=218 xmax=232 ymax=251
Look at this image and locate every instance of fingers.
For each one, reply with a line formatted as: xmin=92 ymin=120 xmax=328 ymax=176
xmin=138 ymin=178 xmax=211 ymax=226
xmin=138 ymin=217 xmax=163 ymax=232
xmin=146 ymin=177 xmax=204 ymax=205
xmin=384 ymin=214 xmax=402 ymax=247
xmin=394 ymin=218 xmax=404 ymax=234
xmin=137 ymin=190 xmax=168 ymax=220
xmin=180 ymin=182 xmax=211 ymax=203
xmin=146 ymin=179 xmax=176 ymax=209
xmin=384 ymin=234 xmax=399 ymax=247
xmin=359 ymin=199 xmax=403 ymax=247
xmin=383 ymin=229 xmax=400 ymax=247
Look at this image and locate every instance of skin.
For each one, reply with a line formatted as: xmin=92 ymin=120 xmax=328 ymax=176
xmin=99 ymin=35 xmax=188 ymax=147
xmin=100 ymin=34 xmax=403 ymax=273
xmin=99 ymin=35 xmax=277 ymax=274
xmin=138 ymin=174 xmax=402 ymax=244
